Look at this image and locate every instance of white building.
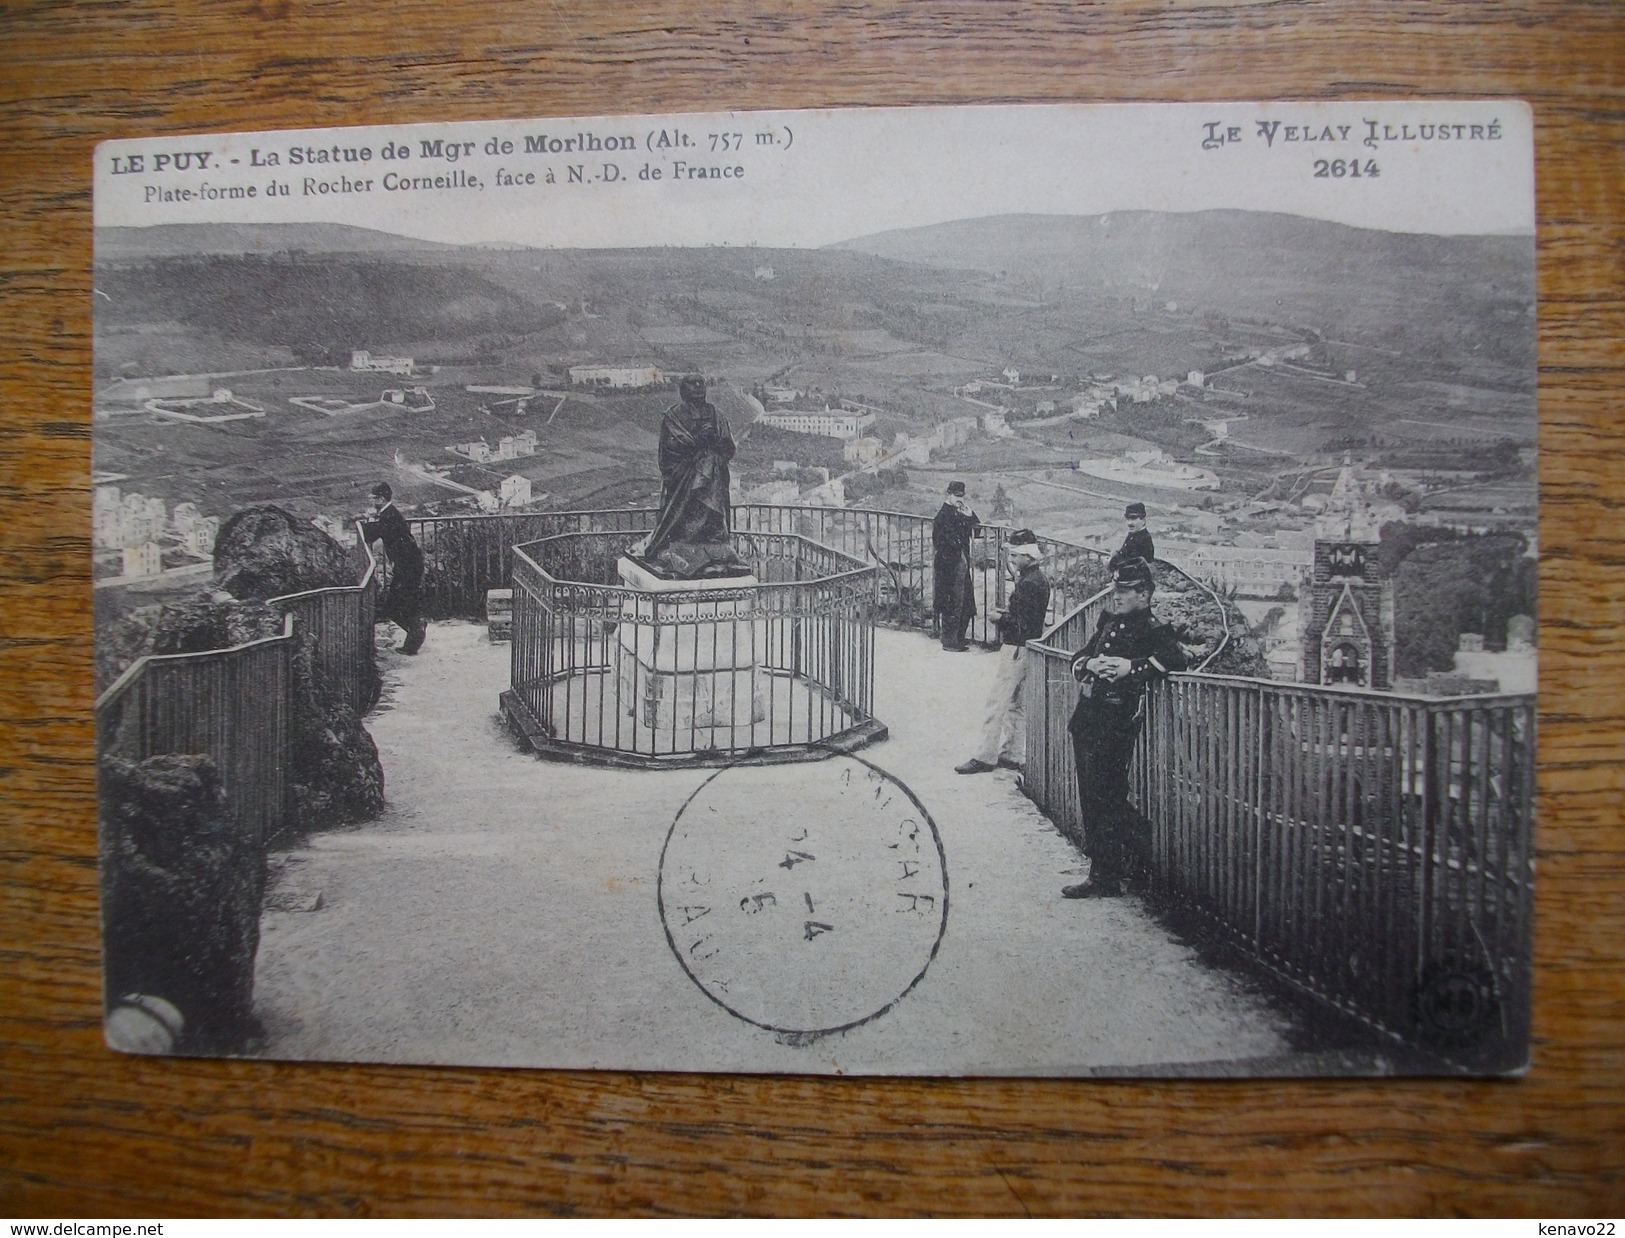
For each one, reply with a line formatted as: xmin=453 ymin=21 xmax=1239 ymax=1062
xmin=350 ymin=350 xmax=414 ymax=375
xmin=93 ymin=486 xmax=122 ymax=549
xmin=981 ymin=410 xmax=1012 ymax=437
xmin=121 ymin=542 xmax=163 ymax=578
xmin=1165 ymin=543 xmax=1309 ymax=597
xmin=756 ymin=408 xmax=876 ymax=439
xmin=567 ymin=364 xmax=664 ymax=388
xmin=182 ymin=518 xmax=220 ymax=558
xmin=499 ymin=475 xmax=532 ymax=507
xmin=753 ymin=265 xmax=775 ymax=280
xmin=171 ymin=502 xmax=202 ymax=536
xmin=843 ymin=437 xmax=888 ymax=469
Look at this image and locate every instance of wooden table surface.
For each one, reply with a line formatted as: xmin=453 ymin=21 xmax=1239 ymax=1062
xmin=3 ymin=0 xmax=1621 ymax=1217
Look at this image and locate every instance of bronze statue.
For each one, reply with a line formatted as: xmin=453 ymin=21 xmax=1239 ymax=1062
xmin=638 ymin=375 xmax=749 ymax=579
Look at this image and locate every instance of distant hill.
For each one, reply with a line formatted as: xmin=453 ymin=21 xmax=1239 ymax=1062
xmin=94 ymin=222 xmax=462 ymax=261
xmin=833 ymin=209 xmax=1529 ymax=288
xmin=94 ymin=252 xmax=563 ymax=349
xmin=832 ymin=210 xmax=1534 ymax=356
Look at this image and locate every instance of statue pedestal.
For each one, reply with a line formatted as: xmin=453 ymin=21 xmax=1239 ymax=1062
xmin=614 ymin=557 xmax=767 ymax=733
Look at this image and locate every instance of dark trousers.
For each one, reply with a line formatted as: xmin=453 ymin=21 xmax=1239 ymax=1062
xmin=937 ymin=605 xmax=972 ymax=649
xmin=379 ymin=567 xmax=425 ymax=650
xmin=1070 ymin=701 xmax=1143 ymax=884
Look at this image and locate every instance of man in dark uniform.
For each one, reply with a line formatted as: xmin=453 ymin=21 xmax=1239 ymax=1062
xmin=1108 ymin=501 xmax=1155 ymax=572
xmin=956 ymin=529 xmax=1050 ymax=774
xmin=932 ymin=480 xmax=980 ymax=651
xmin=361 ymin=482 xmax=427 ymax=655
xmin=1063 ymin=556 xmax=1187 ymax=898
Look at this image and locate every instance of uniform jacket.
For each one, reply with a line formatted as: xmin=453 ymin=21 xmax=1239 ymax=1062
xmin=1108 ymin=527 xmax=1156 ymax=572
xmin=996 ymin=562 xmax=1051 ymax=649
xmin=361 ymin=503 xmax=423 ymax=580
xmin=1068 ymin=606 xmax=1187 ymax=730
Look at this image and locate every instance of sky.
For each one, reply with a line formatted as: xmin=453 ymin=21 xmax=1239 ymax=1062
xmin=94 ymin=102 xmax=1535 ymax=249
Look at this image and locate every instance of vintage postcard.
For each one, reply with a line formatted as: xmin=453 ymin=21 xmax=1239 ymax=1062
xmin=93 ymin=102 xmax=1536 ymax=1075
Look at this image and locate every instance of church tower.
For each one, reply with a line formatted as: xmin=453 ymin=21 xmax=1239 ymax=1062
xmin=1299 ymin=465 xmax=1396 ymax=690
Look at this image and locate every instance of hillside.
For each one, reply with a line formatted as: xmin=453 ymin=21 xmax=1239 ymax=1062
xmin=95 ymin=222 xmax=462 ymax=261
xmin=833 ymin=210 xmax=1536 ymax=372
xmin=94 ymin=253 xmax=564 ymax=352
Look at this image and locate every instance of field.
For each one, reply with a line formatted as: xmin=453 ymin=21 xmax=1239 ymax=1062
xmin=91 ymin=211 xmax=1536 ymax=545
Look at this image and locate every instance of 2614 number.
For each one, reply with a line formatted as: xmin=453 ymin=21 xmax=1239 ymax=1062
xmin=1315 ymin=159 xmax=1380 ymax=179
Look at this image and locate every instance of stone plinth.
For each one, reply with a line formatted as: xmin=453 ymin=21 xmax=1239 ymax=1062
xmin=614 ymin=557 xmax=767 ymax=731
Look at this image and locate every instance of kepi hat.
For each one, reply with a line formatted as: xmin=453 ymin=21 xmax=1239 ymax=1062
xmin=1124 ymin=502 xmax=1147 ymax=520
xmin=946 ymin=480 xmax=967 ymax=496
xmin=1111 ymin=555 xmax=1154 ymax=591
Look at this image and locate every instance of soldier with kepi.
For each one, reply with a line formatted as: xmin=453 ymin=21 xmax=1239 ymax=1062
xmin=1062 ymin=556 xmax=1187 ymax=898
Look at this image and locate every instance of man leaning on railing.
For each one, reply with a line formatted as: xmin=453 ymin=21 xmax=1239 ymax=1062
xmin=1062 ymin=556 xmax=1186 ymax=900
xmin=955 ymin=529 xmax=1049 ymax=776
xmin=361 ymin=482 xmax=427 ymax=655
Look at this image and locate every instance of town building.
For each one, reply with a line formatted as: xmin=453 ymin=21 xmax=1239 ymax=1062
xmin=499 ymin=475 xmax=532 ymax=507
xmin=756 ymin=407 xmax=876 ymax=439
xmin=843 ymin=437 xmax=888 ymax=469
xmin=382 ymin=387 xmax=434 ymax=409
xmin=567 ymin=364 xmax=664 ymax=389
xmin=981 ymin=410 xmax=1013 ymax=437
xmin=182 ymin=518 xmax=220 ymax=558
xmin=121 ymin=542 xmax=163 ymax=578
xmin=1165 ymin=544 xmax=1308 ymax=598
xmin=350 ymin=350 xmax=414 ymax=375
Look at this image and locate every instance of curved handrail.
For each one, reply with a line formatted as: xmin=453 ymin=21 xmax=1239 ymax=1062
xmin=1158 ymin=555 xmax=1233 ymax=672
xmin=268 ymin=519 xmax=379 ymax=606
xmin=1027 ymin=555 xmax=1233 ymax=672
xmin=95 ymin=612 xmax=296 ymax=713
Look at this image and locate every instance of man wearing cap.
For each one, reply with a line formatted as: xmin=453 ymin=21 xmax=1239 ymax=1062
xmin=361 ymin=482 xmax=427 ymax=655
xmin=1108 ymin=502 xmax=1155 ymax=573
xmin=1062 ymin=556 xmax=1187 ymax=897
xmin=932 ymin=481 xmax=980 ymax=651
xmin=955 ymin=529 xmax=1050 ymax=775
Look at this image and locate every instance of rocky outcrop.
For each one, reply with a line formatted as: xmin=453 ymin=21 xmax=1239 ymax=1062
xmin=99 ymin=754 xmax=264 ymax=1052
xmin=207 ymin=505 xmax=386 ymax=828
xmin=150 ymin=595 xmax=285 ymax=655
xmin=213 ymin=504 xmax=358 ymax=601
xmin=103 ymin=591 xmax=386 ymax=837
xmin=1152 ymin=563 xmax=1272 ymax=679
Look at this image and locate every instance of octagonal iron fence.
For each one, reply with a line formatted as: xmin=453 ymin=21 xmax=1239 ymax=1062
xmin=501 ymin=529 xmax=885 ymax=767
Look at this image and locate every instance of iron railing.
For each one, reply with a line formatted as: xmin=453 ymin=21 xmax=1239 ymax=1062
xmin=503 ymin=529 xmax=882 ymax=766
xmin=97 ymin=522 xmax=379 ymax=850
xmin=408 ymin=504 xmax=1115 ymax=642
xmin=95 ymin=614 xmax=297 ymax=851
xmin=1021 ymin=630 xmax=1535 ymax=1069
xmin=266 ymin=526 xmax=379 ymax=716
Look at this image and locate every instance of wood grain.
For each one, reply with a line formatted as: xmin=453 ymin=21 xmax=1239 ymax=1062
xmin=3 ymin=0 xmax=1621 ymax=1216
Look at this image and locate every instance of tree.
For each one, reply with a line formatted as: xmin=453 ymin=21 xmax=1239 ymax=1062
xmin=990 ymin=483 xmax=1015 ymax=520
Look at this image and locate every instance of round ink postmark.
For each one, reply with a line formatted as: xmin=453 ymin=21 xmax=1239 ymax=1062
xmin=657 ymin=753 xmax=949 ymax=1040
xmin=1411 ymin=957 xmax=1500 ymax=1050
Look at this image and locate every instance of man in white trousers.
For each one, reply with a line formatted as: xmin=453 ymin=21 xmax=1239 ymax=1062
xmin=955 ymin=530 xmax=1051 ymax=775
